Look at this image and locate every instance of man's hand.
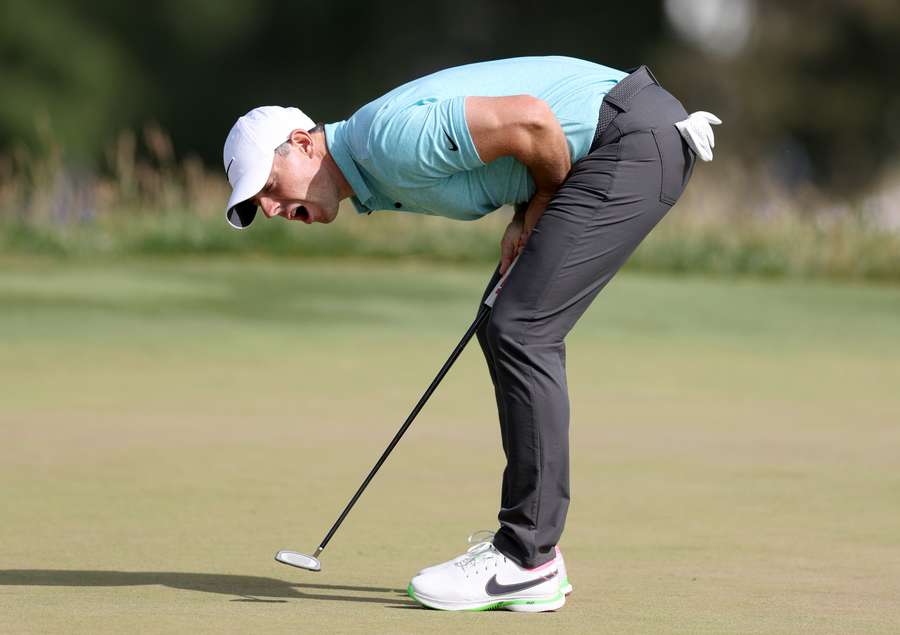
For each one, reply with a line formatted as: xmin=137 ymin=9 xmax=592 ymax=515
xmin=499 ymin=193 xmax=553 ymax=274
xmin=521 ymin=192 xmax=551 ymax=235
xmin=500 ymin=216 xmax=524 ymax=275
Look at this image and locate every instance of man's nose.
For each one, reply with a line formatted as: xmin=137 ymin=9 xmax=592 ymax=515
xmin=259 ymin=198 xmax=279 ymax=218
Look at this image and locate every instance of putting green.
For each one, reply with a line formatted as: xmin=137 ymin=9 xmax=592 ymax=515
xmin=1 ymin=257 xmax=899 ymax=634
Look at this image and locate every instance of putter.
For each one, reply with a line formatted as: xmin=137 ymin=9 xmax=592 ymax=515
xmin=276 ymin=259 xmax=518 ymax=572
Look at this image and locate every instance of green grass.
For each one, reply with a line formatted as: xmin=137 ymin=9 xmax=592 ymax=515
xmin=1 ymin=257 xmax=899 ymax=633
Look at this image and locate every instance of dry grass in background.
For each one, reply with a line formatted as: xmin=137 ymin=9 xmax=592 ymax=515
xmin=2 ymin=128 xmax=899 ymax=281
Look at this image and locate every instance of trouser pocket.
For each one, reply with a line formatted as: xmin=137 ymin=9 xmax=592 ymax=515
xmin=651 ymin=125 xmax=695 ymax=205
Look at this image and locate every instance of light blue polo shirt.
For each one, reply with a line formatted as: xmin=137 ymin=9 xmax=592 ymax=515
xmin=324 ymin=56 xmax=627 ymax=220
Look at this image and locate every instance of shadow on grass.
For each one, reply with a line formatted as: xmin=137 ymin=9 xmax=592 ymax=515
xmin=0 ymin=570 xmax=416 ymax=607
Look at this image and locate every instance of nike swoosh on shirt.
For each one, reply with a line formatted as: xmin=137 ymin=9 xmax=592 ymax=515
xmin=442 ymin=128 xmax=459 ymax=152
xmin=484 ymin=569 xmax=557 ymax=596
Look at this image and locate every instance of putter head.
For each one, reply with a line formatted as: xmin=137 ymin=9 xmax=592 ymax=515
xmin=275 ymin=550 xmax=321 ymax=572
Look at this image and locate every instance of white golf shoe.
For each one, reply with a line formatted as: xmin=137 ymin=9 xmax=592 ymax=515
xmin=417 ymin=531 xmax=573 ymax=596
xmin=408 ymin=541 xmax=565 ymax=612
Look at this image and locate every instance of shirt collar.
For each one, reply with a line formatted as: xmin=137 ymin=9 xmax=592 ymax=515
xmin=325 ymin=121 xmax=374 ymax=214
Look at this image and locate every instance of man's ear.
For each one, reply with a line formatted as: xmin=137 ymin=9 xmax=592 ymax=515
xmin=288 ymin=128 xmax=314 ymax=155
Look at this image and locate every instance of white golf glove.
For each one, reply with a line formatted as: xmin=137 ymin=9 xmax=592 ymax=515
xmin=675 ymin=111 xmax=722 ymax=162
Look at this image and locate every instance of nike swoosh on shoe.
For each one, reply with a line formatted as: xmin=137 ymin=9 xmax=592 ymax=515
xmin=484 ymin=569 xmax=558 ymax=596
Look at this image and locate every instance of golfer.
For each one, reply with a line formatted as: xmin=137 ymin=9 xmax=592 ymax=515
xmin=222 ymin=56 xmax=719 ymax=612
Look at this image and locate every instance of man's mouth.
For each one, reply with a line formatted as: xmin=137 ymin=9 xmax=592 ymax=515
xmin=288 ymin=206 xmax=312 ymax=223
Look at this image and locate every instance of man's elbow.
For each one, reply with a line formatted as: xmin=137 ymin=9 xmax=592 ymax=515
xmin=515 ymin=96 xmax=556 ymax=133
xmin=507 ymin=96 xmax=559 ymax=158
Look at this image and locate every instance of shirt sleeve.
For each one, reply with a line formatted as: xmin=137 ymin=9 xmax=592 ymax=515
xmin=367 ymin=95 xmax=485 ymax=185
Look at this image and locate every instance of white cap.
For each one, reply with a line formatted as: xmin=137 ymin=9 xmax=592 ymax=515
xmin=223 ymin=106 xmax=316 ymax=229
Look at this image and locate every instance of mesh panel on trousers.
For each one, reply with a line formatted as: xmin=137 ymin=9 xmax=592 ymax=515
xmin=598 ymin=103 xmax=616 ymax=133
xmin=610 ymin=68 xmax=653 ymax=106
xmin=590 ymin=66 xmax=659 ymax=153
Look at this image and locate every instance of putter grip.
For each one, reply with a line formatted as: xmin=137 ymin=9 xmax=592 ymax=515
xmin=485 ymin=257 xmax=518 ymax=308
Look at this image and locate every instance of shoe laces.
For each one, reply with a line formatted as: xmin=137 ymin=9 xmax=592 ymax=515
xmin=455 ymin=538 xmax=505 ymax=573
xmin=466 ymin=529 xmax=495 ymax=546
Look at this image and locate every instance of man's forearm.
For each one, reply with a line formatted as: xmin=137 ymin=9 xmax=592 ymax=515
xmin=465 ymin=94 xmax=571 ymax=231
xmin=514 ymin=103 xmax=571 ymax=230
xmin=513 ymin=201 xmax=527 ymax=222
xmin=521 ymin=127 xmax=570 ymax=198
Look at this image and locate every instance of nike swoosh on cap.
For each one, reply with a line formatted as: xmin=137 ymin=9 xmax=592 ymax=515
xmin=225 ymin=158 xmax=235 ymax=179
xmin=484 ymin=569 xmax=557 ymax=596
xmin=442 ymin=128 xmax=459 ymax=152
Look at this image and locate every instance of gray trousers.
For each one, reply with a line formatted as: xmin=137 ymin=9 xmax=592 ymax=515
xmin=478 ymin=67 xmax=695 ymax=568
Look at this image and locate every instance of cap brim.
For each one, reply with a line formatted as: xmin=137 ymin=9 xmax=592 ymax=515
xmin=224 ymin=160 xmax=271 ymax=229
xmin=226 ymin=200 xmax=258 ymax=229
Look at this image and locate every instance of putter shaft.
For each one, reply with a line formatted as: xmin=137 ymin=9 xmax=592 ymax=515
xmin=303 ymin=259 xmax=517 ymax=562
xmin=314 ymin=303 xmax=491 ymax=555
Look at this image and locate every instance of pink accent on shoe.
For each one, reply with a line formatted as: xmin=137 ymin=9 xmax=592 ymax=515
xmin=525 ymin=554 xmax=558 ymax=573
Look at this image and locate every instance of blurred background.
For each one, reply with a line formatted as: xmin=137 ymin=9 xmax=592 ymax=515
xmin=2 ymin=0 xmax=899 ymax=277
